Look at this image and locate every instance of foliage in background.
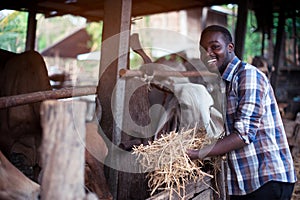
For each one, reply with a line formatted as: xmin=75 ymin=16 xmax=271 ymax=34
xmin=0 ymin=11 xmax=27 ymax=53
xmin=244 ymin=10 xmax=262 ymax=62
xmin=86 ymin=21 xmax=103 ymax=51
xmin=227 ymin=8 xmax=262 ymax=62
xmin=283 ymin=16 xmax=300 ymax=67
xmin=0 ymin=11 xmax=87 ymax=53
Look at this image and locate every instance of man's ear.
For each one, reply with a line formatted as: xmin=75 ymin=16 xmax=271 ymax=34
xmin=228 ymin=43 xmax=234 ymax=52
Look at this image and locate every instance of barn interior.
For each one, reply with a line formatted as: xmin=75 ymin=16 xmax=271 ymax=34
xmin=0 ymin=0 xmax=300 ymax=199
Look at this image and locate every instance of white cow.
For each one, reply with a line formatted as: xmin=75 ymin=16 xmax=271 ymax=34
xmin=139 ymin=56 xmax=224 ymax=139
xmin=174 ymin=83 xmax=224 ymax=138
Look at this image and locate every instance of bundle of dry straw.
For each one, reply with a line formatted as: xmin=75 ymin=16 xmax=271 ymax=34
xmin=132 ymin=127 xmax=214 ymax=198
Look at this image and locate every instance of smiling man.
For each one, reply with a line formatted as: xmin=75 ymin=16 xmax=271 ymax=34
xmin=187 ymin=25 xmax=297 ymax=200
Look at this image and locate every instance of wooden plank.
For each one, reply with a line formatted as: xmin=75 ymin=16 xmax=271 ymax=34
xmin=212 ymin=159 xmax=227 ymax=200
xmin=147 ymin=176 xmax=213 ymax=200
xmin=191 ymin=189 xmax=212 ymax=200
xmin=39 ymin=100 xmax=87 ymax=200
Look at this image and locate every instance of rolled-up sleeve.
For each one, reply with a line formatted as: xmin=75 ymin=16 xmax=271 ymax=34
xmin=233 ymin=68 xmax=267 ymax=144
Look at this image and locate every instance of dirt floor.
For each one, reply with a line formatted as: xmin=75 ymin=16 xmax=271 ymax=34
xmin=284 ymin=116 xmax=300 ymax=200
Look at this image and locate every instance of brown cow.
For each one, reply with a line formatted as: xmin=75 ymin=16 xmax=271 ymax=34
xmin=0 ymin=49 xmax=112 ymax=199
xmin=0 ymin=50 xmax=52 ymax=181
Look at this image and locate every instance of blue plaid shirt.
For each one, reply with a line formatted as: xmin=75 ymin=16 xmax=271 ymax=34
xmin=222 ymin=56 xmax=297 ymax=195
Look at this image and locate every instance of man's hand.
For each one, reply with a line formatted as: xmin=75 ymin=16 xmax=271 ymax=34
xmin=186 ymin=143 xmax=213 ymax=160
xmin=186 ymin=149 xmax=205 ymax=160
xmin=186 ymin=133 xmax=247 ymax=161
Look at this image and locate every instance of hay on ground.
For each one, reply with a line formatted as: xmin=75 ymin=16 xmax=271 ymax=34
xmin=132 ymin=127 xmax=216 ymax=198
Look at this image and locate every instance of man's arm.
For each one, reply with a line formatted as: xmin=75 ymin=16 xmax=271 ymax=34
xmin=187 ymin=132 xmax=246 ymax=160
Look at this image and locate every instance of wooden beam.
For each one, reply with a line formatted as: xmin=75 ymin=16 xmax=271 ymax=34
xmin=25 ymin=9 xmax=37 ymax=51
xmin=234 ymin=0 xmax=249 ymax=60
xmin=271 ymin=2 xmax=286 ymax=90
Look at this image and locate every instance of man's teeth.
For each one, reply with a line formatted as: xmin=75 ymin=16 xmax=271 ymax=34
xmin=207 ymin=59 xmax=216 ymax=63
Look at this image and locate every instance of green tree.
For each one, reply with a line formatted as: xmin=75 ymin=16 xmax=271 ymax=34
xmin=227 ymin=8 xmax=263 ymax=62
xmin=0 ymin=11 xmax=28 ymax=53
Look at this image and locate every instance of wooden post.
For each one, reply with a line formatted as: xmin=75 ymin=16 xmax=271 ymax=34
xmin=97 ymin=0 xmax=132 ymax=144
xmin=271 ymin=2 xmax=286 ymax=91
xmin=26 ymin=9 xmax=37 ymax=51
xmin=234 ymin=0 xmax=249 ymax=60
xmin=97 ymin=0 xmax=132 ymax=199
xmin=39 ymin=100 xmax=88 ymax=200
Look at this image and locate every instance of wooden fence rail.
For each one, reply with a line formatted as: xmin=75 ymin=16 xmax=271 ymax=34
xmin=119 ymin=69 xmax=217 ymax=78
xmin=0 ymin=86 xmax=97 ymax=109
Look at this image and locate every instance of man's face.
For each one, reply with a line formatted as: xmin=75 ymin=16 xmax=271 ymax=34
xmin=199 ymin=31 xmax=233 ymax=74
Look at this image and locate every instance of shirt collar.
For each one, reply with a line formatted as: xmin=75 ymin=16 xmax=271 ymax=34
xmin=222 ymin=56 xmax=241 ymax=82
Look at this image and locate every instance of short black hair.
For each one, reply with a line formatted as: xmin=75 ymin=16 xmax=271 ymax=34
xmin=201 ymin=25 xmax=233 ymax=44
